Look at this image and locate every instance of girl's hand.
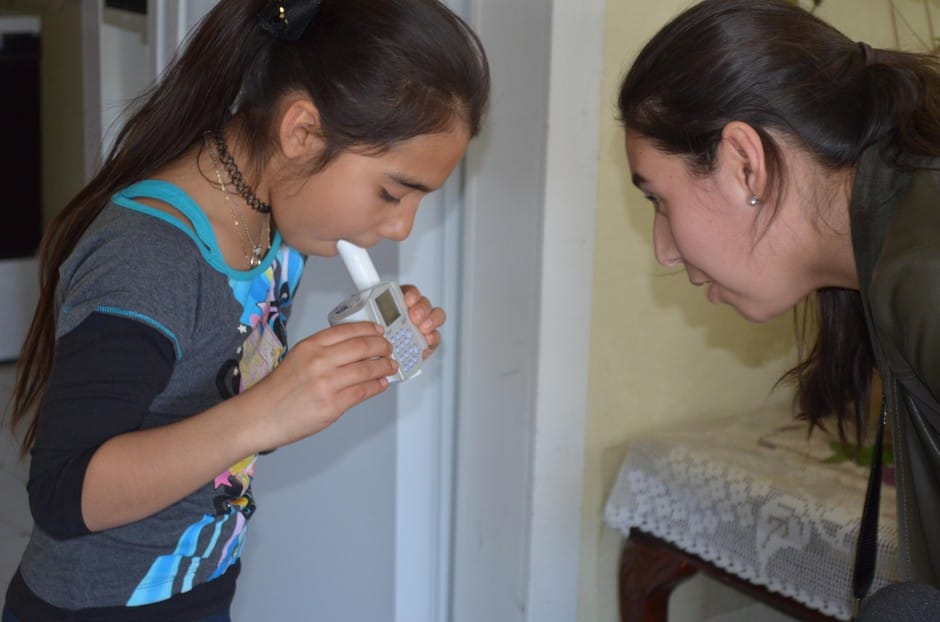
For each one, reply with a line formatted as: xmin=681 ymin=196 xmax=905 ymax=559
xmin=79 ymin=321 xmax=396 ymax=530
xmin=401 ymin=284 xmax=446 ymax=359
xmin=246 ymin=322 xmax=396 ymax=450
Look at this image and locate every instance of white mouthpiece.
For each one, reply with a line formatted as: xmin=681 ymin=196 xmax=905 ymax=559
xmin=336 ymin=240 xmax=381 ymax=291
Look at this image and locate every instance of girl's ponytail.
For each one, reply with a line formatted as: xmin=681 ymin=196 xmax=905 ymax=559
xmin=10 ymin=0 xmax=271 ymax=452
xmin=104 ymin=0 xmax=269 ymax=184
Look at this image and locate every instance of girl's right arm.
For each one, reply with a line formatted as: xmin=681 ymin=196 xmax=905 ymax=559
xmin=29 ymin=313 xmax=395 ymax=536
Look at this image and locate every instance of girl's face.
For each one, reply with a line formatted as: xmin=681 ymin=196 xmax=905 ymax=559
xmin=270 ymin=122 xmax=471 ymax=257
xmin=625 ymin=132 xmax=816 ymax=322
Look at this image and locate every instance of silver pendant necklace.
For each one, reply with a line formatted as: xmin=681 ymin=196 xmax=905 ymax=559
xmin=204 ymin=133 xmax=269 ymax=268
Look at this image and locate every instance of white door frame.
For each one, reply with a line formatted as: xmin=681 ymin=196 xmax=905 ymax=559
xmin=526 ymin=2 xmax=603 ymax=617
xmin=450 ymin=1 xmax=603 ymax=621
xmin=394 ymin=155 xmax=465 ymax=622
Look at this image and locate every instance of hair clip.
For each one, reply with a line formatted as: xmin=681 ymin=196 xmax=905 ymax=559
xmin=259 ymin=0 xmax=323 ymax=42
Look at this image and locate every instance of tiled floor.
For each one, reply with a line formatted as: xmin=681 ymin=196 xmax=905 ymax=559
xmin=0 ymin=363 xmax=31 ymax=592
xmin=670 ymin=576 xmax=799 ymax=622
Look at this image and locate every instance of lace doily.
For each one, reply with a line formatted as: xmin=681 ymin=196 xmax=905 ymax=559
xmin=604 ymin=406 xmax=899 ymax=621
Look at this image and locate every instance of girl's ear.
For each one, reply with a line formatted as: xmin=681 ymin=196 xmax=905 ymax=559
xmin=277 ymin=96 xmax=323 ymax=161
xmin=719 ymin=121 xmax=767 ymax=202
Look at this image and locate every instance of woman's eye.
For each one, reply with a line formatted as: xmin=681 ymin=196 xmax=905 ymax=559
xmin=644 ymin=194 xmax=664 ymax=213
xmin=380 ymin=188 xmax=402 ymax=205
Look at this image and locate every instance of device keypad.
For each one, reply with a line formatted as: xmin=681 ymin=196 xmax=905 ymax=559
xmin=389 ymin=327 xmax=422 ymax=374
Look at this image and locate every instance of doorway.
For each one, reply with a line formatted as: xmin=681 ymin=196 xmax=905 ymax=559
xmin=0 ymin=2 xmax=87 ymax=361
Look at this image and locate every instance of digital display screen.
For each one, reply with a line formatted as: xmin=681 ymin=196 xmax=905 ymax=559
xmin=375 ymin=289 xmax=400 ymax=326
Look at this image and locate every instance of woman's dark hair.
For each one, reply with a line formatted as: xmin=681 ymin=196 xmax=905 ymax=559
xmin=617 ymin=0 xmax=940 ymax=441
xmin=10 ymin=0 xmax=490 ymax=453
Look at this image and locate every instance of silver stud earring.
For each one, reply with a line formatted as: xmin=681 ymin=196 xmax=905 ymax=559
xmin=747 ymin=195 xmax=761 ymax=206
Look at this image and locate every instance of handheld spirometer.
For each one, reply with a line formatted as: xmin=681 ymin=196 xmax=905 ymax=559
xmin=328 ymin=241 xmax=425 ymax=383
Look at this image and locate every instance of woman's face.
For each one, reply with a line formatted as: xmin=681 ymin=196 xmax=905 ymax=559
xmin=625 ymin=132 xmax=815 ymax=322
xmin=270 ymin=122 xmax=471 ymax=257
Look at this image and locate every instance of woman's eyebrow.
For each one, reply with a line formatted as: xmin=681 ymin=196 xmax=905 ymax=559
xmin=631 ymin=171 xmax=649 ymax=190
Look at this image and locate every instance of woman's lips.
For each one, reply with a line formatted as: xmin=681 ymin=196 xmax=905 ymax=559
xmin=706 ymin=283 xmax=720 ymax=303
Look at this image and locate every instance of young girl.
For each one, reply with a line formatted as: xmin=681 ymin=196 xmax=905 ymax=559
xmin=3 ymin=0 xmax=488 ymax=620
xmin=616 ymin=0 xmax=939 ymax=617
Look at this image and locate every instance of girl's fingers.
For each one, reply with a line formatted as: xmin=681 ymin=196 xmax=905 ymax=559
xmin=406 ymin=294 xmax=432 ymax=322
xmin=401 ymin=284 xmax=421 ymax=305
xmin=422 ymin=331 xmax=441 ymax=358
xmin=310 ymin=321 xmax=384 ymax=347
xmin=336 ymin=355 xmax=398 ymax=384
xmin=334 ymin=376 xmax=391 ymax=412
xmin=404 ymin=294 xmax=445 ymax=332
xmin=418 ymin=307 xmax=446 ymax=334
xmin=399 ymin=285 xmax=445 ymax=356
xmin=297 ymin=324 xmax=390 ymax=361
xmin=324 ymin=334 xmax=393 ymax=369
xmin=329 ymin=358 xmax=397 ymax=410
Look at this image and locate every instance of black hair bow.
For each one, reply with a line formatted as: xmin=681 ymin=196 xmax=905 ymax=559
xmin=259 ymin=0 xmax=323 ymax=42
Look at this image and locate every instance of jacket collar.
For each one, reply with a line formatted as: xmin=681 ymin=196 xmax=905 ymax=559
xmin=849 ymin=142 xmax=911 ymax=299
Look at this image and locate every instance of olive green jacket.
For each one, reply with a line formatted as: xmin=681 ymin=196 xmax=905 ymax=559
xmin=851 ymin=144 xmax=940 ymax=587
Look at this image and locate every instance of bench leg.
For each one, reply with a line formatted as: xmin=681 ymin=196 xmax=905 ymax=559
xmin=619 ymin=532 xmax=697 ymax=622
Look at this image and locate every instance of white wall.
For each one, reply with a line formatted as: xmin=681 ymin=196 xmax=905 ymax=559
xmin=234 ymin=247 xmax=398 ymax=622
xmin=98 ymin=12 xmax=148 ymax=158
xmin=0 ymin=259 xmax=39 ymax=362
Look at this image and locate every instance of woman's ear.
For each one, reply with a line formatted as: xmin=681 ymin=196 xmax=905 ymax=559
xmin=719 ymin=121 xmax=767 ymax=202
xmin=277 ymin=96 xmax=323 ymax=161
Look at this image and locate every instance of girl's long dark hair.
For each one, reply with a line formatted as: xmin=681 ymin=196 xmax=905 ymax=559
xmin=617 ymin=0 xmax=940 ymax=441
xmin=10 ymin=0 xmax=489 ymax=453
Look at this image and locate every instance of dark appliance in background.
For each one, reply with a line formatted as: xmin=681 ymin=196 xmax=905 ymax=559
xmin=0 ymin=30 xmax=41 ymax=259
xmin=104 ymin=0 xmax=147 ymax=13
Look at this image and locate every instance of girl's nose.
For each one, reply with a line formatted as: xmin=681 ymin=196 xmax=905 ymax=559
xmin=385 ymin=203 xmax=419 ymax=242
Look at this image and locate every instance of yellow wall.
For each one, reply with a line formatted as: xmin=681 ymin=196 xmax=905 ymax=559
xmin=578 ymin=1 xmax=940 ymax=621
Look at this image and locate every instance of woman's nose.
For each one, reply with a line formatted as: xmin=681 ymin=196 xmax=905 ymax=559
xmin=652 ymin=214 xmax=681 ymax=267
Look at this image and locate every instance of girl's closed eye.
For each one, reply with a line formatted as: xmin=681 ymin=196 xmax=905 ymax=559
xmin=380 ymin=188 xmax=402 ymax=205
